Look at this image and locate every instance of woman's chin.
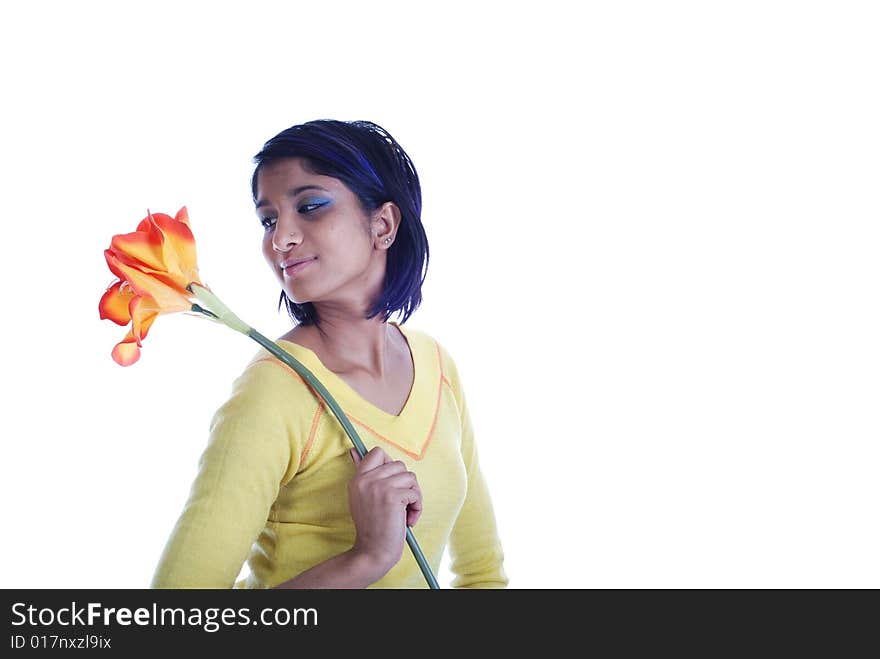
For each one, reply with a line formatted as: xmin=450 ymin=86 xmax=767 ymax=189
xmin=283 ymin=288 xmax=312 ymax=305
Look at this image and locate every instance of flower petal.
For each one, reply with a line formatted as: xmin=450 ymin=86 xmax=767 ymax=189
xmin=110 ymin=208 xmax=201 ymax=291
xmin=105 ymin=248 xmax=191 ymax=293
xmin=111 ymin=330 xmax=141 ymax=366
xmin=110 ymin=219 xmax=168 ymax=273
xmin=129 ymin=295 xmax=160 ymax=344
xmin=101 ymin=206 xmax=205 ymax=366
xmin=136 ymin=211 xmax=175 ymax=233
xmin=150 ymin=210 xmax=201 ymax=288
xmin=98 ymin=281 xmax=134 ymax=325
xmin=104 ymin=249 xmax=192 ymax=312
xmin=175 ymin=206 xmax=191 ymax=227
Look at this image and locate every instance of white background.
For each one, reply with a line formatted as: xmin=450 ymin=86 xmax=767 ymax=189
xmin=0 ymin=1 xmax=877 ymax=589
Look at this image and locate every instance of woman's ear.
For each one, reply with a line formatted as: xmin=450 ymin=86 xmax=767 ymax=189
xmin=373 ymin=201 xmax=401 ymax=247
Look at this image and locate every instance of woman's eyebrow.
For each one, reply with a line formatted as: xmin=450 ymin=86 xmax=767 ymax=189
xmin=255 ymin=185 xmax=330 ymax=209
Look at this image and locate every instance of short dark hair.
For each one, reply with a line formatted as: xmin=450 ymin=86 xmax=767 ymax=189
xmin=251 ymin=119 xmax=429 ymax=328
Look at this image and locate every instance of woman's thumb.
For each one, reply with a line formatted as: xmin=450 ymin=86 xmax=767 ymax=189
xmin=349 ymin=447 xmax=361 ymax=463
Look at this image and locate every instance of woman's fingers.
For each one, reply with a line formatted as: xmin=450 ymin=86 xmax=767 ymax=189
xmin=352 ymin=451 xmax=410 ymax=482
xmin=349 ymin=446 xmax=421 ymax=526
xmin=345 ymin=444 xmax=425 ymax=574
xmin=378 ymin=471 xmax=417 ymax=489
xmin=395 ymin=486 xmax=421 ymax=507
xmin=405 ymin=484 xmax=423 ymax=528
xmin=350 ymin=446 xmax=391 ymax=473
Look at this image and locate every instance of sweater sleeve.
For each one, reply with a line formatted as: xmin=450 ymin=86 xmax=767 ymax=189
xmin=441 ymin=345 xmax=509 ymax=589
xmin=150 ymin=356 xmax=305 ymax=588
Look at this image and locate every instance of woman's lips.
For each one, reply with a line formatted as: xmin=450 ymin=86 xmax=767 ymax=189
xmin=282 ymin=258 xmax=315 ymax=278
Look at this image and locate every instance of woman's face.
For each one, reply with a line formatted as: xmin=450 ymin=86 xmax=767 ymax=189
xmin=255 ymin=157 xmax=395 ymax=309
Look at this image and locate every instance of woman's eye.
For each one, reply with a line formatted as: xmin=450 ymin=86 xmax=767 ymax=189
xmin=298 ymin=201 xmax=327 ymax=214
xmin=259 ymin=201 xmax=327 ymax=230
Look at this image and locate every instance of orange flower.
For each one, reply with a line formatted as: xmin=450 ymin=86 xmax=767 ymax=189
xmin=99 ymin=207 xmax=203 ymax=366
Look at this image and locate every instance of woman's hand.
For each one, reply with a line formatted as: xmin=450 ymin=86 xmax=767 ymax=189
xmin=347 ymin=446 xmax=422 ymax=580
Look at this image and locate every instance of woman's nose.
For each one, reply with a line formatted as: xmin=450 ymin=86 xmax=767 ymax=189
xmin=272 ymin=214 xmax=301 ymax=252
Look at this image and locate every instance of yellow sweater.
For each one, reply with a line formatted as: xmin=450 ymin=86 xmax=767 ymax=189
xmin=150 ymin=322 xmax=508 ymax=589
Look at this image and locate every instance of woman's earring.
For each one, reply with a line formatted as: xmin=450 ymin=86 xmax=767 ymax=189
xmin=384 ymin=237 xmax=392 ymax=244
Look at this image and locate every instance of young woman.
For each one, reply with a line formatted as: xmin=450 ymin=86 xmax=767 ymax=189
xmin=151 ymin=120 xmax=507 ymax=588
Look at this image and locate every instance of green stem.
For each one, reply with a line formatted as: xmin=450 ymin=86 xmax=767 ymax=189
xmin=191 ymin=304 xmax=219 ymax=319
xmin=188 ymin=284 xmax=251 ymax=335
xmin=246 ymin=328 xmax=440 ymax=590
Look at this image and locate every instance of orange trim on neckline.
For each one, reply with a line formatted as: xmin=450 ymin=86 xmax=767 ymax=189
xmin=251 ymin=337 xmax=444 ymax=460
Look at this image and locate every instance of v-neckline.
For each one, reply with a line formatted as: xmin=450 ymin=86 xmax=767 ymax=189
xmin=275 ymin=321 xmax=418 ymax=422
xmin=269 ymin=321 xmax=443 ymax=460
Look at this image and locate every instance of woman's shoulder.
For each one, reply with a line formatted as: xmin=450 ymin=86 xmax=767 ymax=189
xmin=397 ymin=323 xmax=463 ymax=384
xmin=226 ymin=345 xmax=323 ymax=407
